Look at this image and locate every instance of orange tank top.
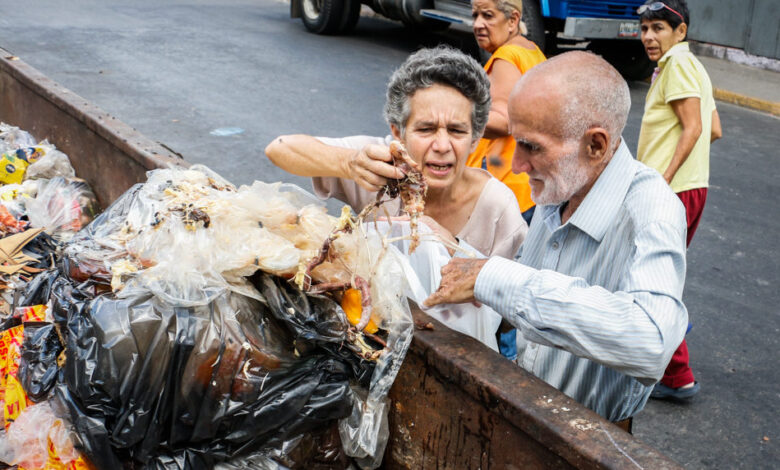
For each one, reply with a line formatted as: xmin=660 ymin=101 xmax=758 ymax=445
xmin=468 ymin=43 xmax=546 ymax=212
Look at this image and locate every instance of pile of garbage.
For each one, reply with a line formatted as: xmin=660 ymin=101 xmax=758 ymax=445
xmin=0 ymin=124 xmax=99 ymax=316
xmin=0 ymin=125 xmax=413 ymax=469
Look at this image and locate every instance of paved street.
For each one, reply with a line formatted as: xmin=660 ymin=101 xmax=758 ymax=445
xmin=0 ymin=0 xmax=778 ymax=468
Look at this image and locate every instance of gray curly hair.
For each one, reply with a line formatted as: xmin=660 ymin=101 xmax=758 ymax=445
xmin=384 ymin=45 xmax=491 ymax=141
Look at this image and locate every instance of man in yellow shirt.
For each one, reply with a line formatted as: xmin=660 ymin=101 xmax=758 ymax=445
xmin=636 ymin=0 xmax=722 ymax=400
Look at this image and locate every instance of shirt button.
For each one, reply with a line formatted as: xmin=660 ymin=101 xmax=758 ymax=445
xmin=552 ymin=241 xmax=559 ymax=250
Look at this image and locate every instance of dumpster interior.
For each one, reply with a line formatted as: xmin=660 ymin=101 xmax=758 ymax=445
xmin=0 ymin=123 xmax=414 ymax=469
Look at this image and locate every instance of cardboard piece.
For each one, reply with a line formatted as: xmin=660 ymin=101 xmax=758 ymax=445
xmin=0 ymin=228 xmax=43 ymax=275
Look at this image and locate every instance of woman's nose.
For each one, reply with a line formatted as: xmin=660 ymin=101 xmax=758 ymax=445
xmin=432 ymin=129 xmax=450 ymax=151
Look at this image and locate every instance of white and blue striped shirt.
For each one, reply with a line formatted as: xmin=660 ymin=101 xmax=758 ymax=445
xmin=474 ymin=140 xmax=689 ymax=421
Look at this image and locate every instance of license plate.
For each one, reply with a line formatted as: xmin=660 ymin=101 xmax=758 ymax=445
xmin=618 ymin=21 xmax=639 ymax=38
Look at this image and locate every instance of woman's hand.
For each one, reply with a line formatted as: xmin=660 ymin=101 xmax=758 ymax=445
xmin=346 ymin=144 xmax=406 ymax=192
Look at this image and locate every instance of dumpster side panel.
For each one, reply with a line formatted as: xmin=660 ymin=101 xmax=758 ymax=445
xmin=385 ymin=310 xmax=684 ymax=470
xmin=387 ymin=350 xmax=574 ymax=469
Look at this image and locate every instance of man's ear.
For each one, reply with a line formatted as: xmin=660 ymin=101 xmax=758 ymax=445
xmin=390 ymin=124 xmax=402 ymax=141
xmin=584 ymin=127 xmax=610 ymax=164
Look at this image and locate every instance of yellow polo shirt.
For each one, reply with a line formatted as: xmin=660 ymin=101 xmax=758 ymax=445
xmin=637 ymin=42 xmax=716 ymax=193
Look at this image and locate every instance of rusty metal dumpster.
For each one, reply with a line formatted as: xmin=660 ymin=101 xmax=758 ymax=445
xmin=0 ymin=49 xmax=681 ymax=470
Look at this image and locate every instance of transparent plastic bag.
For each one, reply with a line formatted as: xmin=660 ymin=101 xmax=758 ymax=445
xmin=24 ymin=144 xmax=76 ymax=180
xmin=0 ymin=400 xmax=83 ymax=469
xmin=55 ymin=164 xmax=413 ymax=467
xmin=26 ymin=177 xmax=99 ymax=242
xmin=0 ymin=123 xmax=36 ymax=153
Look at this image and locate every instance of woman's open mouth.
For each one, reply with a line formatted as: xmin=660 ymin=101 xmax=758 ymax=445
xmin=425 ymin=162 xmax=453 ymax=177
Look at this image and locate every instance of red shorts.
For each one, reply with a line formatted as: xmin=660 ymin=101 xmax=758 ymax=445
xmin=660 ymin=187 xmax=707 ymax=387
xmin=677 ymin=188 xmax=707 ymax=247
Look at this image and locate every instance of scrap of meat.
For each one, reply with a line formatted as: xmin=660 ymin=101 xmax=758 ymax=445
xmin=355 ymin=141 xmax=427 ymax=253
xmin=388 ymin=141 xmax=427 ymax=254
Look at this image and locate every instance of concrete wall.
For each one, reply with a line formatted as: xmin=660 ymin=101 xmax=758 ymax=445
xmin=688 ymin=0 xmax=780 ymax=59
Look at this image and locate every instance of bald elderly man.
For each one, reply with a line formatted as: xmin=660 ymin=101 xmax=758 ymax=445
xmin=426 ymin=51 xmax=688 ymax=430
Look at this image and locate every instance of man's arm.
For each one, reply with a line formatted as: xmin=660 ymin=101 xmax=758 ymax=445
xmin=663 ymin=97 xmax=703 ymax=184
xmin=427 ymin=222 xmax=688 ymax=384
xmin=264 ymin=134 xmax=404 ymax=192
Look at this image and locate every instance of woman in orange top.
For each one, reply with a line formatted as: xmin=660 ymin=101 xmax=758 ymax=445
xmin=470 ymin=0 xmax=546 ymax=223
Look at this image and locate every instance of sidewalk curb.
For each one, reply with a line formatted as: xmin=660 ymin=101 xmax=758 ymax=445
xmin=712 ymin=87 xmax=780 ymax=117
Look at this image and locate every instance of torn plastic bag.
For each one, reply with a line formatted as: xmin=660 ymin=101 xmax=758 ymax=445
xmin=369 ymin=220 xmax=502 ymax=352
xmin=26 ymin=177 xmax=99 ymax=242
xmin=0 ymin=400 xmax=86 ymax=469
xmin=52 ymin=284 xmax=354 ymax=468
xmin=59 ymin=165 xmax=414 ymax=467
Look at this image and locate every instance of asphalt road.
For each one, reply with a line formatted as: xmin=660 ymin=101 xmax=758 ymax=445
xmin=0 ymin=1 xmax=778 ymax=468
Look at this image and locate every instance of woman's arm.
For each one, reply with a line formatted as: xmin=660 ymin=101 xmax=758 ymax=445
xmin=664 ymin=97 xmax=703 ymax=184
xmin=265 ymin=134 xmax=403 ymax=192
xmin=482 ymin=60 xmax=523 ymax=140
xmin=711 ymin=108 xmax=722 ymax=142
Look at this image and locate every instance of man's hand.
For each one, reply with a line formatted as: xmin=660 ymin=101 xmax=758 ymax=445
xmin=424 ymin=258 xmax=489 ymax=307
xmin=346 ymin=144 xmax=406 ymax=192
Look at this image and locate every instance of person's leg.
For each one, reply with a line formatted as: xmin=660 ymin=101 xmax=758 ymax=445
xmin=654 ymin=188 xmax=707 ymax=398
xmin=679 ymin=188 xmax=708 ymax=246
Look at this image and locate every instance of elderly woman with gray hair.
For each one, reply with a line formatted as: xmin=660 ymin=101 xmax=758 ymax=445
xmin=265 ymin=46 xmax=526 ymax=260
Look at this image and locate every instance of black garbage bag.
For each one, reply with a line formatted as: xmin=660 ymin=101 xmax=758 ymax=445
xmin=52 ymin=285 xmax=355 ymax=469
xmin=250 ymin=272 xmax=376 ymax=386
xmin=18 ymin=321 xmax=62 ymax=402
xmin=20 ymin=230 xmax=60 ymax=271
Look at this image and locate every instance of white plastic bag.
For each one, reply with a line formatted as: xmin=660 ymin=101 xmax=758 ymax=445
xmin=369 ymin=221 xmax=502 ymax=351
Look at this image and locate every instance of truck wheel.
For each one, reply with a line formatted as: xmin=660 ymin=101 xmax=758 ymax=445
xmin=301 ymin=0 xmax=348 ymax=34
xmin=339 ymin=0 xmax=362 ymax=33
xmin=522 ymin=0 xmax=545 ymax=51
xmin=590 ymin=40 xmax=656 ymax=81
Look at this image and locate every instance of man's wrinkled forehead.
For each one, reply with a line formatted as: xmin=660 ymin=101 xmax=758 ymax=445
xmin=508 ymin=78 xmax=570 ymax=140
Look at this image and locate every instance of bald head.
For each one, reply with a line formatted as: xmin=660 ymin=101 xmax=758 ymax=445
xmin=510 ymin=51 xmax=630 ymax=146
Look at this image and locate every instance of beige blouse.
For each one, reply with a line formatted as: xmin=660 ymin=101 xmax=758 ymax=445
xmin=312 ymin=135 xmax=527 ymax=259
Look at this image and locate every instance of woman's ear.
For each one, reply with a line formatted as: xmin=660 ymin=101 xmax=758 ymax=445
xmin=674 ymin=22 xmax=687 ymax=41
xmin=509 ymin=10 xmax=521 ymax=33
xmin=390 ymin=124 xmax=402 ymax=141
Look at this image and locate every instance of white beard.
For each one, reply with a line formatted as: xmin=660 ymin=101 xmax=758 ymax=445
xmin=531 ymin=148 xmax=591 ymax=206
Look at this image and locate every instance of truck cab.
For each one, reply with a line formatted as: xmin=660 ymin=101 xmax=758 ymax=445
xmin=292 ymin=0 xmax=654 ymax=80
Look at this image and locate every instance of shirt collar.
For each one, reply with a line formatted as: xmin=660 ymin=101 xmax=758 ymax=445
xmin=540 ymin=139 xmax=636 ymax=241
xmin=658 ymin=41 xmax=689 ymax=68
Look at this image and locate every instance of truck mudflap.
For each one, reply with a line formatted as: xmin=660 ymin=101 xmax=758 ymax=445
xmin=1 ymin=50 xmax=681 ymax=470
